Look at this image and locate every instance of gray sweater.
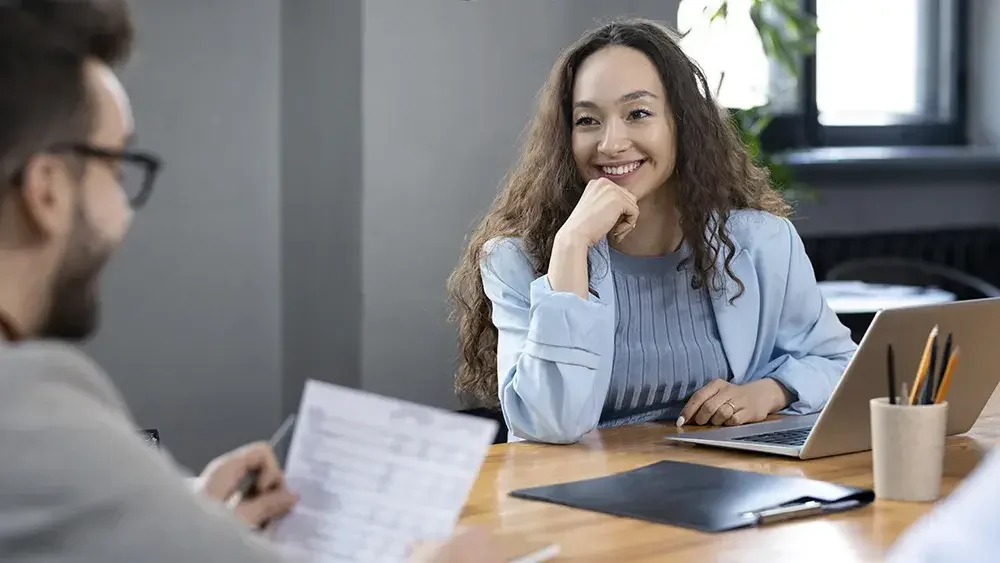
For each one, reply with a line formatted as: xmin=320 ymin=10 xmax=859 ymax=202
xmin=0 ymin=340 xmax=288 ymax=562
xmin=598 ymin=247 xmax=731 ymax=427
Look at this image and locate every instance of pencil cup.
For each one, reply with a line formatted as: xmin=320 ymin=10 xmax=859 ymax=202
xmin=870 ymin=398 xmax=948 ymax=502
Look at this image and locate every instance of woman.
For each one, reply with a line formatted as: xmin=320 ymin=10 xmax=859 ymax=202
xmin=448 ymin=19 xmax=856 ymax=444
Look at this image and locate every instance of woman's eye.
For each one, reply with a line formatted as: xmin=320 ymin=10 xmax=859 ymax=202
xmin=628 ymin=108 xmax=652 ymax=120
xmin=574 ymin=116 xmax=598 ymax=127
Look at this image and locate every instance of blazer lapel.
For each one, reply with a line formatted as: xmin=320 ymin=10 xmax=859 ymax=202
xmin=711 ymin=248 xmax=759 ymax=382
xmin=588 ymin=239 xmax=614 ymax=304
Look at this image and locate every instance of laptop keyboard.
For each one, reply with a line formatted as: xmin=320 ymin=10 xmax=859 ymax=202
xmin=731 ymin=427 xmax=813 ymax=447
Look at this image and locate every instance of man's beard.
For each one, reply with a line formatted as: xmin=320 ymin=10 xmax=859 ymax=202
xmin=39 ymin=206 xmax=112 ymax=341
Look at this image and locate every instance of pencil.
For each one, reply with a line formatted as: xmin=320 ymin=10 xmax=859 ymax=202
xmin=935 ymin=347 xmax=961 ymax=404
xmin=909 ymin=325 xmax=939 ymax=405
xmin=887 ymin=345 xmax=897 ymax=404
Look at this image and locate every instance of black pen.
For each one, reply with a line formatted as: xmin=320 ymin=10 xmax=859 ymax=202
xmin=887 ymin=345 xmax=897 ymax=405
xmin=923 ymin=333 xmax=939 ymax=405
xmin=936 ymin=333 xmax=953 ymax=399
xmin=225 ymin=413 xmax=297 ymax=510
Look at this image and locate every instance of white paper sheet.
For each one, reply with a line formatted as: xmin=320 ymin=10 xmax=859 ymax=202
xmin=268 ymin=379 xmax=498 ymax=562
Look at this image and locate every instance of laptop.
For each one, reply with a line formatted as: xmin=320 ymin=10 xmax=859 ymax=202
xmin=665 ymin=297 xmax=1000 ymax=459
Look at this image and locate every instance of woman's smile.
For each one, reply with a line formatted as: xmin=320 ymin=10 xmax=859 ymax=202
xmin=595 ymin=158 xmax=647 ymax=183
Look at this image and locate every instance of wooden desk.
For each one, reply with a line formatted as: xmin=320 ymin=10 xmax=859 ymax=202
xmin=460 ymin=394 xmax=1000 ymax=562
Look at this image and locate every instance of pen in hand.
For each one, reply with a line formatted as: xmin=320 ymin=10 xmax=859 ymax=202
xmin=225 ymin=414 xmax=297 ymax=511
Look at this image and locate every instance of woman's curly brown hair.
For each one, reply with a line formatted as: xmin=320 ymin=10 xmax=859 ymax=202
xmin=447 ymin=18 xmax=790 ymax=408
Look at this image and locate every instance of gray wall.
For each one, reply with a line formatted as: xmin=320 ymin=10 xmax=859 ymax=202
xmin=86 ymin=0 xmax=1000 ymax=469
xmin=281 ymin=0 xmax=364 ymax=417
xmin=793 ymin=181 xmax=1000 ymax=236
xmin=87 ymin=0 xmax=283 ymax=469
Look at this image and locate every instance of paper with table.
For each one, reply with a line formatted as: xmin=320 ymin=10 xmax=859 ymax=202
xmin=267 ymin=379 xmax=498 ymax=562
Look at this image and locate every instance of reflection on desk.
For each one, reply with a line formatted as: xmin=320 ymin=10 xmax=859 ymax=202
xmin=819 ymin=281 xmax=957 ymax=314
xmin=461 ymin=391 xmax=1000 ymax=562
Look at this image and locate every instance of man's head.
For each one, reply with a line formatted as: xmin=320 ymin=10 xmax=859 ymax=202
xmin=0 ymin=0 xmax=156 ymax=341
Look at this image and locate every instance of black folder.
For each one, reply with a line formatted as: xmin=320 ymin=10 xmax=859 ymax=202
xmin=509 ymin=461 xmax=874 ymax=533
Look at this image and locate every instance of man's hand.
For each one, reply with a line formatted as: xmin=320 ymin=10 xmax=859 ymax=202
xmin=197 ymin=442 xmax=299 ymax=528
xmin=677 ymin=378 xmax=793 ymax=427
xmin=408 ymin=527 xmax=505 ymax=562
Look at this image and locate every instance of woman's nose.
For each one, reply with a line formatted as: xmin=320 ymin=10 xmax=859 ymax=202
xmin=597 ymin=120 xmax=630 ymax=155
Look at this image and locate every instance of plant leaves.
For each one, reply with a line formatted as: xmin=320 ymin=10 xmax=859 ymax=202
xmin=710 ymin=1 xmax=730 ymax=22
xmin=705 ymin=0 xmax=817 ymax=195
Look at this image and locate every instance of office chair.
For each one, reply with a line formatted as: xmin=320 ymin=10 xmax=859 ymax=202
xmin=826 ymin=258 xmax=1000 ymax=301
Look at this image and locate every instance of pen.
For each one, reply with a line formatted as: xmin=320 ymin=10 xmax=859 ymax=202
xmin=936 ymin=333 xmax=953 ymax=399
xmin=935 ymin=347 xmax=961 ymax=404
xmin=225 ymin=413 xmax=297 ymax=510
xmin=922 ymin=333 xmax=939 ymax=405
xmin=908 ymin=325 xmax=938 ymax=405
xmin=887 ymin=345 xmax=897 ymax=405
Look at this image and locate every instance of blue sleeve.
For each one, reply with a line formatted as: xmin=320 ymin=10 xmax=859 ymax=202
xmin=480 ymin=240 xmax=614 ymax=444
xmin=759 ymin=219 xmax=857 ymax=414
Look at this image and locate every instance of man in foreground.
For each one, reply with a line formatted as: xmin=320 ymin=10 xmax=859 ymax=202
xmin=0 ymin=1 xmax=498 ymax=561
xmin=0 ymin=1 xmax=300 ymax=560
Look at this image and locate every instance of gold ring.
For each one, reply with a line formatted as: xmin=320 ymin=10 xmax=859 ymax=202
xmin=723 ymin=400 xmax=736 ymax=413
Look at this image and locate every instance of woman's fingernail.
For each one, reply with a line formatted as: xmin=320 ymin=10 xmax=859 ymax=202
xmin=676 ymin=416 xmax=686 ymax=427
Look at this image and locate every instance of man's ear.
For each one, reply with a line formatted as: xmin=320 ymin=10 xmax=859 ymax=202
xmin=17 ymin=153 xmax=74 ymax=240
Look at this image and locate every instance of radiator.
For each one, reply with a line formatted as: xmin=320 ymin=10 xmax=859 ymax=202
xmin=802 ymin=227 xmax=1000 ymax=285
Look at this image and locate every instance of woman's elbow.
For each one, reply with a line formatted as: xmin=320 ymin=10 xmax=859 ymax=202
xmin=501 ymin=396 xmax=596 ymax=444
xmin=507 ymin=420 xmax=591 ymax=445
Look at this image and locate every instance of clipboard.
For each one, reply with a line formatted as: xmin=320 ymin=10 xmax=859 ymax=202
xmin=509 ymin=461 xmax=874 ymax=533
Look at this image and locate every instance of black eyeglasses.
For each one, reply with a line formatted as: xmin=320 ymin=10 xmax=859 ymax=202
xmin=11 ymin=143 xmax=163 ymax=209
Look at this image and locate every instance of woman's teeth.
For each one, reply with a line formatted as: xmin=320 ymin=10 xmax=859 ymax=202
xmin=601 ymin=161 xmax=643 ymax=175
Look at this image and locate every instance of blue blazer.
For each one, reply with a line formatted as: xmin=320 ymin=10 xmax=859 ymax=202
xmin=480 ymin=210 xmax=858 ymax=444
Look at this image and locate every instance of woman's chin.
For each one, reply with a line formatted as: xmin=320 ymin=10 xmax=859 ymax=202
xmin=627 ymin=182 xmax=660 ymax=202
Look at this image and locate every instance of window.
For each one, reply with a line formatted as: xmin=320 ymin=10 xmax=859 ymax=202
xmin=678 ymin=0 xmax=967 ymax=150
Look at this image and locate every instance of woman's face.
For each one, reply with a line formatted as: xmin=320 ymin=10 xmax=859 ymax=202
xmin=570 ymin=45 xmax=676 ymax=202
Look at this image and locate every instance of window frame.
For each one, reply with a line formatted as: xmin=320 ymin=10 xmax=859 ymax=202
xmin=758 ymin=0 xmax=969 ymax=152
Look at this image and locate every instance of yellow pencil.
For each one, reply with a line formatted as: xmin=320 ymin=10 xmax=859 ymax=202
xmin=909 ymin=325 xmax=939 ymax=405
xmin=934 ymin=347 xmax=961 ymax=404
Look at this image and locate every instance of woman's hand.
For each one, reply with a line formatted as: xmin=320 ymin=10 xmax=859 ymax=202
xmin=557 ymin=178 xmax=640 ymax=248
xmin=548 ymin=178 xmax=639 ymax=299
xmin=677 ymin=379 xmax=793 ymax=427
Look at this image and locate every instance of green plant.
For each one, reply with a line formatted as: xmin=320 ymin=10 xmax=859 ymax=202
xmin=689 ymin=0 xmax=819 ymax=193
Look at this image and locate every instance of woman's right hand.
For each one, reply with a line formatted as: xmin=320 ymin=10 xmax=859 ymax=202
xmin=547 ymin=178 xmax=639 ymax=298
xmin=557 ymin=178 xmax=639 ymax=248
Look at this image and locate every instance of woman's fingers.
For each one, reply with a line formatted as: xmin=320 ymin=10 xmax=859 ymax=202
xmin=678 ymin=379 xmax=728 ymax=426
